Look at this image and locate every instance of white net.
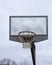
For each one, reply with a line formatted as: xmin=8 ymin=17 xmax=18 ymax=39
xmin=23 ymin=43 xmax=31 ymax=48
xmin=18 ymin=31 xmax=36 ymax=48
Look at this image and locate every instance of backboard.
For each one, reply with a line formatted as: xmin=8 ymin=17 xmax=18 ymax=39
xmin=9 ymin=16 xmax=48 ymax=43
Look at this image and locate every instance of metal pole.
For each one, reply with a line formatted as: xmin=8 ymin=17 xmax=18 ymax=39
xmin=31 ymin=43 xmax=35 ymax=65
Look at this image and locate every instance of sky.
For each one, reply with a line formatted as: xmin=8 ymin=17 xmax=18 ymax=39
xmin=0 ymin=0 xmax=52 ymax=65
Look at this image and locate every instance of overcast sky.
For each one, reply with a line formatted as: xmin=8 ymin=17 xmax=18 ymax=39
xmin=0 ymin=0 xmax=52 ymax=65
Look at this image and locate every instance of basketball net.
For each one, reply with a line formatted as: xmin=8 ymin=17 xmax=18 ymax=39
xmin=18 ymin=31 xmax=36 ymax=48
xmin=23 ymin=43 xmax=32 ymax=48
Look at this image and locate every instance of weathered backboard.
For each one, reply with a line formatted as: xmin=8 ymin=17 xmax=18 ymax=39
xmin=9 ymin=16 xmax=48 ymax=43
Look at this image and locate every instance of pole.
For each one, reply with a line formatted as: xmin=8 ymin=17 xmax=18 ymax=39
xmin=31 ymin=42 xmax=35 ymax=65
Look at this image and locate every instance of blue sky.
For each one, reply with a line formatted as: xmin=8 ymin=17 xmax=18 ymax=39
xmin=0 ymin=0 xmax=52 ymax=65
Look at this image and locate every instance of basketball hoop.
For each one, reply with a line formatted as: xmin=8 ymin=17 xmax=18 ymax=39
xmin=18 ymin=31 xmax=36 ymax=48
